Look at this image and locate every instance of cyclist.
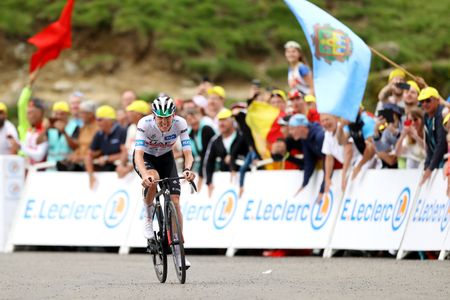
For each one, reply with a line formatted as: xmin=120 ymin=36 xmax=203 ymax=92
xmin=133 ymin=96 xmax=195 ymax=269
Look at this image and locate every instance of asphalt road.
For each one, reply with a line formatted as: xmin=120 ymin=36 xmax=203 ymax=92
xmin=1 ymin=253 xmax=450 ymax=299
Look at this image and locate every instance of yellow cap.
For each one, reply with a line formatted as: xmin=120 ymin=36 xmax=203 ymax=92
xmin=96 ymin=105 xmax=116 ymax=119
xmin=126 ymin=100 xmax=150 ymax=115
xmin=52 ymin=101 xmax=70 ymax=113
xmin=217 ymin=108 xmax=233 ymax=120
xmin=304 ymin=95 xmax=316 ymax=103
xmin=443 ymin=113 xmax=450 ymax=126
xmin=208 ymin=86 xmax=226 ymax=98
xmin=0 ymin=102 xmax=7 ymax=113
xmin=407 ymin=80 xmax=420 ymax=93
xmin=271 ymin=89 xmax=287 ymax=102
xmin=388 ymin=69 xmax=406 ymax=82
xmin=418 ymin=87 xmax=440 ymax=101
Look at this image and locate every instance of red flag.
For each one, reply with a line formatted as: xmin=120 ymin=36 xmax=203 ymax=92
xmin=28 ymin=0 xmax=75 ymax=73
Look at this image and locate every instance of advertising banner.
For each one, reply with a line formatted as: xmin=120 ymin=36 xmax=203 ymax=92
xmin=0 ymin=156 xmax=25 ymax=252
xmin=9 ymin=172 xmax=139 ymax=247
xmin=329 ymin=170 xmax=421 ymax=250
xmin=231 ymin=170 xmax=341 ymax=249
xmin=125 ymin=172 xmax=241 ymax=249
xmin=398 ymin=171 xmax=450 ymax=253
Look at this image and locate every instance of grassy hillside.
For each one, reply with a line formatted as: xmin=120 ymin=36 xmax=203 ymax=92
xmin=0 ymin=0 xmax=449 ymax=102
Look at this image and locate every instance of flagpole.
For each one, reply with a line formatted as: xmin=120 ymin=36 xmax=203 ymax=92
xmin=369 ymin=46 xmax=418 ymax=81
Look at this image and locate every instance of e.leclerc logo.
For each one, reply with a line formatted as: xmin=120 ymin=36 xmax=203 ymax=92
xmin=412 ymin=197 xmax=450 ymax=232
xmin=311 ymin=191 xmax=333 ymax=230
xmin=23 ymin=190 xmax=129 ymax=229
xmin=391 ymin=188 xmax=410 ymax=231
xmin=340 ymin=187 xmax=410 ymax=231
xmin=213 ymin=189 xmax=238 ymax=230
xmin=103 ymin=190 xmax=129 ymax=228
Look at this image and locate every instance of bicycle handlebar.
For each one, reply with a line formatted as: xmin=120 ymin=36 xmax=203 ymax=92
xmin=150 ymin=176 xmax=198 ymax=193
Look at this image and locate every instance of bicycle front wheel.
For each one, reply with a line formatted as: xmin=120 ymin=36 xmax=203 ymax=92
xmin=152 ymin=204 xmax=167 ymax=283
xmin=167 ymin=201 xmax=186 ymax=284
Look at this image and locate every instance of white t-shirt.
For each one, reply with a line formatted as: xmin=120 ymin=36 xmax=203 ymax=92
xmin=321 ymin=125 xmax=361 ymax=166
xmin=0 ymin=120 xmax=19 ymax=155
xmin=125 ymin=123 xmax=137 ymax=162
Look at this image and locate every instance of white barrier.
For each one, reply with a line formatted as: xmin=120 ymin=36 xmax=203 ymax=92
xmin=328 ymin=170 xmax=421 ymax=252
xmin=231 ymin=170 xmax=341 ymax=249
xmin=6 ymin=168 xmax=450 ymax=259
xmin=8 ymin=172 xmax=140 ymax=247
xmin=0 ymin=156 xmax=25 ymax=252
xmin=397 ymin=171 xmax=450 ymax=258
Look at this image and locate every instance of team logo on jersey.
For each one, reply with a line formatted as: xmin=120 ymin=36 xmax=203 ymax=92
xmin=164 ymin=134 xmax=176 ymax=141
xmin=312 ymin=23 xmax=353 ymax=65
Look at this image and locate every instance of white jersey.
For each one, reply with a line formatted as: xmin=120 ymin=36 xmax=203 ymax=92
xmin=135 ymin=115 xmax=191 ymax=157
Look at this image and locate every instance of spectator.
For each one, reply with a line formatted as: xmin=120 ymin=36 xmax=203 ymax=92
xmin=68 ymin=91 xmax=84 ymax=128
xmin=304 ymin=95 xmax=320 ymax=123
xmin=285 ymin=41 xmax=314 ymax=96
xmin=116 ymin=100 xmax=150 ymax=178
xmin=377 ymin=68 xmax=406 ymax=111
xmin=121 ymin=90 xmax=137 ymax=110
xmin=0 ymin=102 xmax=19 ymax=155
xmin=185 ymin=108 xmax=216 ymax=191
xmin=287 ymin=114 xmax=325 ymax=197
xmin=403 ymin=80 xmax=420 ymax=115
xmin=85 ymin=105 xmax=127 ymax=189
xmin=57 ymin=100 xmax=98 ymax=171
xmin=374 ymin=103 xmax=403 ymax=168
xmin=116 ymin=109 xmax=128 ymax=128
xmin=204 ymin=108 xmax=249 ymax=197
xmin=17 ymin=71 xmax=38 ymax=141
xmin=337 ymin=108 xmax=379 ymax=180
xmin=418 ymin=87 xmax=447 ymax=185
xmin=395 ymin=107 xmax=425 ymax=169
xmin=10 ymin=98 xmax=49 ymax=165
xmin=320 ymin=113 xmax=357 ymax=193
xmin=39 ymin=101 xmax=79 ymax=169
xmin=196 ymin=76 xmax=212 ymax=97
xmin=288 ymin=90 xmax=306 ymax=115
xmin=442 ymin=113 xmax=450 ymax=197
xmin=206 ymin=85 xmax=226 ymax=125
xmin=269 ymin=89 xmax=288 ymax=112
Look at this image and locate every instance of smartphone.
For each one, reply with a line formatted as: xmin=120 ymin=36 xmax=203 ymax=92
xmin=396 ymin=82 xmax=411 ymax=90
xmin=252 ymin=79 xmax=261 ymax=88
xmin=378 ymin=109 xmax=394 ymax=123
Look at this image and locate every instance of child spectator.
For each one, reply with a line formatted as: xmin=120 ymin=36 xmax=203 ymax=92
xmin=285 ymin=41 xmax=314 ymax=96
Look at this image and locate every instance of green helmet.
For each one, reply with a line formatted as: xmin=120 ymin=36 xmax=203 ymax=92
xmin=152 ymin=96 xmax=176 ymax=117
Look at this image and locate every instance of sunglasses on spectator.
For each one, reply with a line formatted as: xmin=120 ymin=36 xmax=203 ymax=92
xmin=421 ymin=98 xmax=433 ymax=104
xmin=96 ymin=118 xmax=106 ymax=122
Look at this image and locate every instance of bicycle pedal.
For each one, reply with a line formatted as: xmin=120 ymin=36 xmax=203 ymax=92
xmin=147 ymin=239 xmax=158 ymax=254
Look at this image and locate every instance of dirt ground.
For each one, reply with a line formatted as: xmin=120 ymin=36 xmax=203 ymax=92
xmin=1 ymin=252 xmax=450 ymax=299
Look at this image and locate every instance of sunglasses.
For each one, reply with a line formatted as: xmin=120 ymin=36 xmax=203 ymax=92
xmin=421 ymin=98 xmax=433 ymax=104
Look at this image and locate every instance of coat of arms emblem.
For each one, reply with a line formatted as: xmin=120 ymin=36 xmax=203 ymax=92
xmin=312 ymin=24 xmax=353 ymax=64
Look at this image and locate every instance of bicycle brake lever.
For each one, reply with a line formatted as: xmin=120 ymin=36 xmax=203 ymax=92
xmin=189 ymin=181 xmax=198 ymax=193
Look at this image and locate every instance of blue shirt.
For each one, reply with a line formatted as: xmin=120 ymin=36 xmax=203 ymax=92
xmin=90 ymin=123 xmax=127 ymax=155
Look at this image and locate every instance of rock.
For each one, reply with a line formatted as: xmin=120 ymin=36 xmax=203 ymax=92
xmin=63 ymin=60 xmax=79 ymax=76
xmin=13 ymin=43 xmax=28 ymax=62
xmin=53 ymin=80 xmax=73 ymax=92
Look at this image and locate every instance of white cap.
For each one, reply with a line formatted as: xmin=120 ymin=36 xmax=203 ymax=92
xmin=284 ymin=41 xmax=302 ymax=50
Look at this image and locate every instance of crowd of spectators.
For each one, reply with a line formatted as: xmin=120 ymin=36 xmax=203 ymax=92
xmin=1 ymin=40 xmax=449 ymax=198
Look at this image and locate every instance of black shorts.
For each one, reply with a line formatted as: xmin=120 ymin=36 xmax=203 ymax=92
xmin=133 ymin=151 xmax=181 ymax=195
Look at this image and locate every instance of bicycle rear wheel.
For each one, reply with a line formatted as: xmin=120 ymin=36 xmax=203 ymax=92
xmin=151 ymin=204 xmax=167 ymax=283
xmin=167 ymin=201 xmax=186 ymax=284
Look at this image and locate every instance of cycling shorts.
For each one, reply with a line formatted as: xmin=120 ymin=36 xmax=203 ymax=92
xmin=133 ymin=150 xmax=181 ymax=195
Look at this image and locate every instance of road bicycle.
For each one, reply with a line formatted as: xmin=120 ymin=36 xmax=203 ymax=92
xmin=147 ymin=176 xmax=197 ymax=284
